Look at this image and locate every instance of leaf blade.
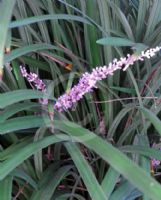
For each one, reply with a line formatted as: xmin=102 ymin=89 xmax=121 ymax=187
xmin=9 ymin=14 xmax=91 ymax=28
xmin=0 ymin=0 xmax=16 ymax=68
xmin=0 ymin=89 xmax=54 ymax=109
xmin=96 ymin=36 xmax=135 ymax=46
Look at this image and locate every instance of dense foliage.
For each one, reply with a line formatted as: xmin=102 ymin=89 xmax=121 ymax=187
xmin=1 ymin=0 xmax=161 ymax=199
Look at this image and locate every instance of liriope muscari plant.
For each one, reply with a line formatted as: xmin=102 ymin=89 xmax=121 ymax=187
xmin=19 ymin=44 xmax=161 ymax=184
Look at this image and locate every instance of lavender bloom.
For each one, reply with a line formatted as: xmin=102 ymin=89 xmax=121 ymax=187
xmin=54 ymin=46 xmax=161 ymax=112
xmin=151 ymin=143 xmax=161 ymax=167
xmin=20 ymin=66 xmax=28 ymax=77
xmin=151 ymin=159 xmax=160 ymax=167
xmin=20 ymin=66 xmax=48 ymax=105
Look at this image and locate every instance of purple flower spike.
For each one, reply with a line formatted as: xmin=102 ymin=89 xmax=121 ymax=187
xmin=20 ymin=66 xmax=48 ymax=105
xmin=54 ymin=46 xmax=161 ymax=112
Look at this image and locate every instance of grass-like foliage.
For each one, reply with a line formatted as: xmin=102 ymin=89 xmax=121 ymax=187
xmin=1 ymin=0 xmax=161 ymax=199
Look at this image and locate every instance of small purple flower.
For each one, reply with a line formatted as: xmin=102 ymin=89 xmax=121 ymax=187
xmin=28 ymin=73 xmax=38 ymax=82
xmin=20 ymin=66 xmax=28 ymax=77
xmin=151 ymin=143 xmax=161 ymax=167
xmin=151 ymin=159 xmax=160 ymax=167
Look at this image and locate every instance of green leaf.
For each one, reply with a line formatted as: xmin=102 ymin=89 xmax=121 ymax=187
xmin=9 ymin=14 xmax=91 ymax=28
xmin=12 ymin=169 xmax=37 ymax=189
xmin=144 ymin=0 xmax=161 ymax=41
xmin=0 ymin=0 xmax=16 ymax=68
xmin=120 ymin=145 xmax=161 ymax=161
xmin=4 ymin=43 xmax=61 ymax=63
xmin=109 ymin=181 xmax=141 ymax=200
xmin=131 ymin=43 xmax=149 ymax=55
xmin=30 ymin=165 xmax=72 ymax=200
xmin=0 ymin=134 xmax=70 ymax=180
xmin=0 ymin=176 xmax=12 ymax=200
xmin=101 ymin=167 xmax=120 ymax=198
xmin=0 ymin=116 xmax=51 ymax=135
xmin=0 ymin=102 xmax=39 ymax=123
xmin=96 ymin=37 xmax=135 ymax=46
xmin=65 ymin=142 xmax=107 ymax=200
xmin=54 ymin=120 xmax=161 ymax=200
xmin=21 ymin=56 xmax=50 ymax=72
xmin=0 ymin=89 xmax=54 ymax=109
xmin=110 ymin=86 xmax=136 ymax=95
xmin=0 ymin=138 xmax=32 ymax=161
xmin=140 ymin=107 xmax=161 ymax=136
xmin=136 ymin=0 xmax=148 ymax=40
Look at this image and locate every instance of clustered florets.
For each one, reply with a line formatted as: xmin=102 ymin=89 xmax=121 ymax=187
xmin=20 ymin=66 xmax=46 ymax=91
xmin=54 ymin=46 xmax=161 ymax=112
xmin=20 ymin=66 xmax=48 ymax=105
xmin=151 ymin=159 xmax=160 ymax=167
